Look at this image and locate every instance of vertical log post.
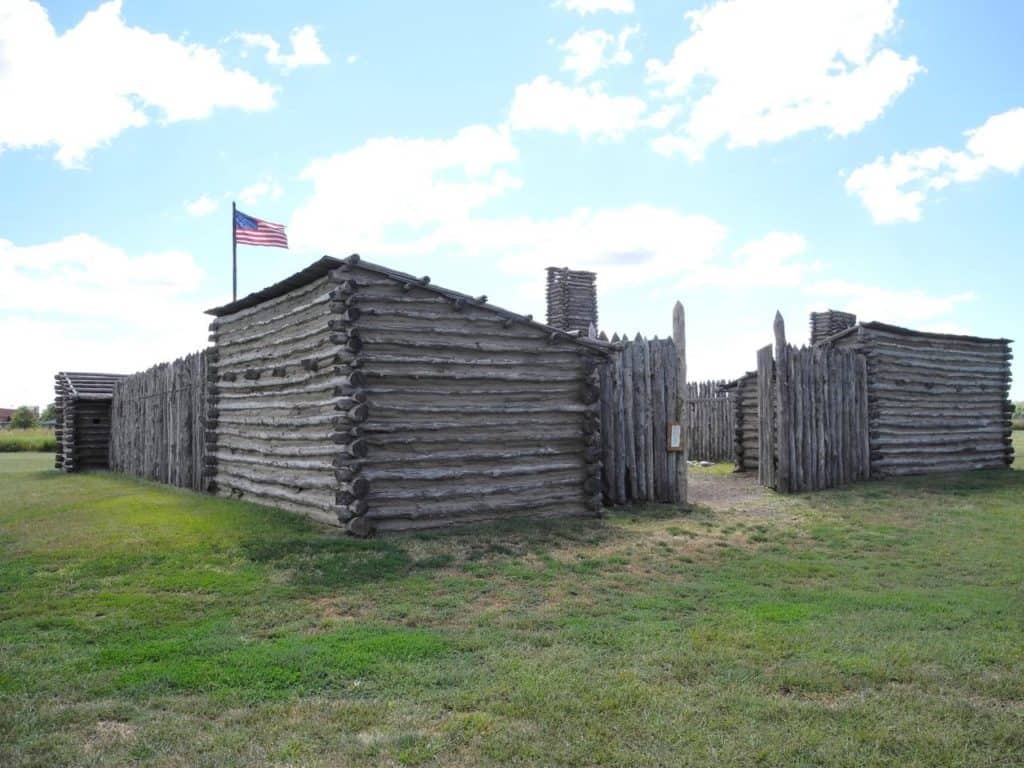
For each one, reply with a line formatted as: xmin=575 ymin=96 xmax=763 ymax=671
xmin=673 ymin=301 xmax=687 ymax=506
xmin=773 ymin=311 xmax=791 ymax=493
xmin=756 ymin=345 xmax=775 ymax=488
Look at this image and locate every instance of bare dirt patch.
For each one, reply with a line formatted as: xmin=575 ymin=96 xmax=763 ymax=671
xmin=689 ymin=469 xmax=794 ymax=520
xmin=85 ymin=720 xmax=137 ymax=752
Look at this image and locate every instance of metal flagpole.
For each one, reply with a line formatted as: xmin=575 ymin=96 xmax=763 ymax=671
xmin=232 ymin=201 xmax=237 ymax=301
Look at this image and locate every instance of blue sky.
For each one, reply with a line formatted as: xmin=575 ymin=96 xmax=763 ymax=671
xmin=1 ymin=0 xmax=1021 ymax=407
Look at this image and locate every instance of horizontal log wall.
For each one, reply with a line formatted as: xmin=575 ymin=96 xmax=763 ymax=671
xmin=354 ymin=265 xmax=603 ymax=532
xmin=731 ymin=372 xmax=759 ymax=472
xmin=109 ymin=351 xmax=208 ymax=491
xmin=600 ymin=336 xmax=680 ymax=505
xmin=686 ymin=380 xmax=733 ymax=463
xmin=831 ymin=325 xmax=1014 ymax=477
xmin=208 ymin=275 xmax=342 ymax=526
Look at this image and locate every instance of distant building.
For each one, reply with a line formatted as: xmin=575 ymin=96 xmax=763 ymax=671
xmin=0 ymin=408 xmax=15 ymax=428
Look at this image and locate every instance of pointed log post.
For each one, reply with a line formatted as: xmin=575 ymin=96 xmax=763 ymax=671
xmin=773 ymin=311 xmax=791 ymax=493
xmin=673 ymin=301 xmax=688 ymax=506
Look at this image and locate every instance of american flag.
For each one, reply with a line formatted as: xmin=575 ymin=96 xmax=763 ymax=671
xmin=234 ymin=208 xmax=289 ymax=248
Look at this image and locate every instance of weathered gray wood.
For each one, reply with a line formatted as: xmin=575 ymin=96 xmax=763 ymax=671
xmin=651 ymin=340 xmax=667 ymax=500
xmin=664 ymin=337 xmax=679 ymax=503
xmin=109 ymin=351 xmax=208 ymax=490
xmin=622 ymin=338 xmax=637 ymax=501
xmin=773 ymin=313 xmax=791 ymax=493
xmin=641 ymin=336 xmax=655 ymax=499
xmin=756 ymin=347 xmax=775 ymax=488
xmin=671 ymin=303 xmax=688 ymax=507
xmin=686 ymin=380 xmax=734 ymax=463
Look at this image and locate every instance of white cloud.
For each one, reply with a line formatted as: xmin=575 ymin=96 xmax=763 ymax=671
xmin=806 ymin=279 xmax=975 ymax=329
xmin=289 ymin=124 xmax=982 ymax=385
xmin=290 ymin=125 xmax=520 ymax=254
xmin=238 ymin=177 xmax=283 ymax=205
xmin=235 ymin=25 xmax=330 ymax=72
xmin=560 ymin=26 xmax=637 ymax=80
xmin=555 ymin=0 xmax=635 ymax=14
xmin=509 ymin=76 xmax=647 ymax=140
xmin=646 ymin=0 xmax=921 ymax=160
xmin=184 ymin=195 xmax=219 ymax=217
xmin=346 ymin=54 xmax=359 ymax=64
xmin=688 ymin=232 xmax=820 ymax=288
xmin=0 ymin=0 xmax=276 ymax=168
xmin=456 ymin=206 xmax=729 ymax=289
xmin=846 ymin=107 xmax=1024 ymax=223
xmin=644 ymin=105 xmax=682 ymax=131
xmin=0 ymin=234 xmax=210 ymax=408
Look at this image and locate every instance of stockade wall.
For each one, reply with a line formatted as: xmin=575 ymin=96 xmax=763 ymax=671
xmin=110 ymin=351 xmax=209 ymax=491
xmin=600 ymin=336 xmax=682 ymax=505
xmin=757 ymin=314 xmax=870 ymax=492
xmin=826 ymin=322 xmax=1014 ymax=476
xmin=686 ymin=380 xmax=733 ymax=462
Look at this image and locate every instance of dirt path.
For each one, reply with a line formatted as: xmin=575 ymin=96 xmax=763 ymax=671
xmin=688 ymin=469 xmax=792 ymax=519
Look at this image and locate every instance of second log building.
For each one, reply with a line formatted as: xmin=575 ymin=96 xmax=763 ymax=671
xmin=204 ymin=255 xmax=611 ymax=535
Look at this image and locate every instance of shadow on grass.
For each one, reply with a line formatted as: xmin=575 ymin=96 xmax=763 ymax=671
xmin=238 ymin=502 xmax=702 ymax=593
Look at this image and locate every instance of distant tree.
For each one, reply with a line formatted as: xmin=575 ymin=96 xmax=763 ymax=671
xmin=40 ymin=402 xmax=57 ymax=422
xmin=9 ymin=406 xmax=39 ymax=429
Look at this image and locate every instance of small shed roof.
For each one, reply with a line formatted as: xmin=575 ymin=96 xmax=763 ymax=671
xmin=55 ymin=371 xmax=126 ymax=401
xmin=206 ymin=255 xmax=613 ymax=353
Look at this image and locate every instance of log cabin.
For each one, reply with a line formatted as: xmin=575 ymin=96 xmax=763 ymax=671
xmin=54 ymin=371 xmax=126 ymax=471
xmin=204 ymin=254 xmax=611 ymax=534
xmin=816 ymin=320 xmax=1013 ymax=477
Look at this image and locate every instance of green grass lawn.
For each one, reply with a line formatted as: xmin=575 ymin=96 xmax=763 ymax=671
xmin=0 ymin=427 xmax=56 ymax=453
xmin=1 ymin=452 xmax=1022 ymax=767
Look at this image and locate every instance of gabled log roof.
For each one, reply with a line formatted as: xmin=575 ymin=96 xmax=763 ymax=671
xmin=206 ymin=255 xmax=613 ymax=353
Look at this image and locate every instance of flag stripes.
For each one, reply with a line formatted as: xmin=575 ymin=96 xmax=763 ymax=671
xmin=234 ymin=208 xmax=288 ymax=248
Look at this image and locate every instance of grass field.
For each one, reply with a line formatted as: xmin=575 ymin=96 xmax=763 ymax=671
xmin=0 ymin=428 xmax=56 ymax=453
xmin=1 ymin=449 xmax=1022 ymax=767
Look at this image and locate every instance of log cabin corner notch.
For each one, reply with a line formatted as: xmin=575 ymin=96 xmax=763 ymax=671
xmin=204 ymin=254 xmax=613 ymax=535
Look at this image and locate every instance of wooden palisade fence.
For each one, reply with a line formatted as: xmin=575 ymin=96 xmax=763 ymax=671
xmin=109 ymin=350 xmax=210 ymax=491
xmin=686 ymin=380 xmax=734 ymax=463
xmin=756 ymin=312 xmax=870 ymax=492
xmin=599 ymin=333 xmax=684 ymax=505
